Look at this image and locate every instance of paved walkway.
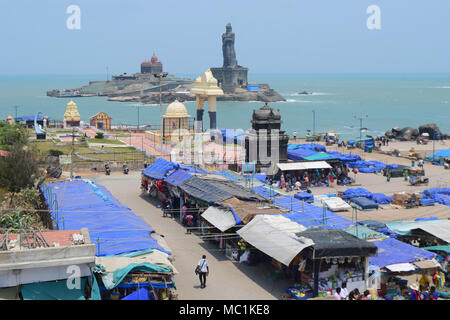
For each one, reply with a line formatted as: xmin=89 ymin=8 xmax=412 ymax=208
xmin=89 ymin=172 xmax=289 ymax=300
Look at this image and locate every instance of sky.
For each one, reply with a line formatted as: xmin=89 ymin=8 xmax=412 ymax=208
xmin=0 ymin=0 xmax=449 ymax=75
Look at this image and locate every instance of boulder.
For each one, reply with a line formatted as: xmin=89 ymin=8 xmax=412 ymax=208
xmin=418 ymin=123 xmax=442 ymax=140
xmin=398 ymin=127 xmax=419 ymax=141
xmin=384 ymin=130 xmax=395 ymax=139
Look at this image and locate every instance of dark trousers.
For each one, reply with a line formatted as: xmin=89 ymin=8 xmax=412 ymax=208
xmin=199 ymin=272 xmax=207 ymax=287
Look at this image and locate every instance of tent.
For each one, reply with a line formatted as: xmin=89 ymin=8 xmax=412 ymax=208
xmin=425 ymin=149 xmax=450 ymax=161
xmin=201 ymin=206 xmax=237 ymax=232
xmin=236 ymin=215 xmax=314 ymax=266
xmin=385 ymin=220 xmax=450 ymax=243
xmin=276 ymin=161 xmax=331 ymax=172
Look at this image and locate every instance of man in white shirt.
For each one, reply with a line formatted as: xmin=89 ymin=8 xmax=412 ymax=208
xmin=340 ymin=282 xmax=348 ymax=299
xmin=196 ymin=255 xmax=209 ymax=288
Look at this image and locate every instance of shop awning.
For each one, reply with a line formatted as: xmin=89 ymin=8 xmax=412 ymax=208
xmin=276 ymin=161 xmax=331 ymax=172
xmin=237 ymin=215 xmax=314 ymax=266
xmin=385 ymin=263 xmax=416 ymax=272
xmin=412 ymin=259 xmax=441 ymax=270
xmin=296 ymin=230 xmax=378 ymax=258
xmin=386 ymin=220 xmax=450 ymax=242
xmin=201 ymin=206 xmax=237 ymax=232
xmin=421 ymin=245 xmax=450 ymax=254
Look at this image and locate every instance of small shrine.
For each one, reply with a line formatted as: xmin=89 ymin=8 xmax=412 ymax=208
xmin=63 ymin=100 xmax=81 ymax=128
xmin=90 ymin=112 xmax=111 ymax=130
xmin=163 ymin=100 xmax=190 ymax=141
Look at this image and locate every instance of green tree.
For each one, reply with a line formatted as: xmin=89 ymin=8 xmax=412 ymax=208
xmin=0 ymin=144 xmax=39 ymax=203
xmin=0 ymin=122 xmax=28 ymax=149
xmin=95 ymin=132 xmax=104 ymax=139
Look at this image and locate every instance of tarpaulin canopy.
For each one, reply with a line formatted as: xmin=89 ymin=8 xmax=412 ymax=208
xmin=40 ymin=180 xmax=171 ymax=257
xmin=385 ymin=263 xmax=416 ymax=272
xmin=164 ymin=169 xmax=192 ymax=187
xmin=178 ymin=164 xmax=208 ymax=174
xmin=294 ymin=192 xmax=314 ymax=202
xmin=425 ymin=149 xmax=450 ymax=160
xmin=21 ymin=279 xmax=86 ymax=300
xmin=277 ymin=161 xmax=331 ymax=171
xmin=344 ymin=225 xmax=388 ymax=240
xmin=142 ymin=158 xmax=179 ymax=180
xmin=421 ymin=245 xmax=450 ymax=254
xmin=179 ymin=176 xmax=233 ymax=203
xmin=303 ymin=152 xmax=339 ymax=161
xmin=220 ymin=197 xmax=281 ymax=225
xmin=212 ymin=170 xmax=242 ymax=181
xmin=287 ymin=149 xmax=318 ymax=161
xmin=385 ymin=220 xmax=450 ymax=243
xmin=201 ymin=206 xmax=237 ymax=232
xmin=200 ymin=177 xmax=266 ymax=201
xmin=296 ymin=230 xmax=378 ymax=258
xmin=251 ymin=185 xmax=280 ymax=198
xmin=369 ymin=238 xmax=435 ymax=269
xmin=236 ymin=215 xmax=313 ymax=266
xmin=273 ymin=196 xmax=354 ymax=230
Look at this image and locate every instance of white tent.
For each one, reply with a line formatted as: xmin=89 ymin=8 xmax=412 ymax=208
xmin=277 ymin=161 xmax=331 ymax=172
xmin=201 ymin=206 xmax=237 ymax=232
xmin=237 ymin=215 xmax=314 ymax=266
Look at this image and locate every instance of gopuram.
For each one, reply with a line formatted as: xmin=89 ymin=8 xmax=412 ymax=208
xmin=211 ymin=24 xmax=248 ymax=94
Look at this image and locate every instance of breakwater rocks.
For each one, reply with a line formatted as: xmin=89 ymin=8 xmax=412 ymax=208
xmin=385 ymin=123 xmax=448 ymax=141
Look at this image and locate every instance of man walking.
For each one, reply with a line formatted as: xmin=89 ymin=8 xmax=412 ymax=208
xmin=195 ymin=255 xmax=209 ymax=288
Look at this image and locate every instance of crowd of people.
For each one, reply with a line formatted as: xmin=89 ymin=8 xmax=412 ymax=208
xmin=268 ymin=163 xmax=354 ymax=192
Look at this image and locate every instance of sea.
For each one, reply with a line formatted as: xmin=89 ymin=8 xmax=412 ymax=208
xmin=1 ymin=73 xmax=449 ymax=140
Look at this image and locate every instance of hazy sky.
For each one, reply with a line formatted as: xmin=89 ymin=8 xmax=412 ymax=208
xmin=1 ymin=0 xmax=449 ymax=75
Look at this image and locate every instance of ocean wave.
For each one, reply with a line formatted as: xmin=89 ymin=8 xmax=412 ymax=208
xmin=287 ymin=92 xmax=332 ymax=96
xmin=128 ymin=103 xmax=159 ymax=107
xmin=428 ymin=86 xmax=450 ymax=89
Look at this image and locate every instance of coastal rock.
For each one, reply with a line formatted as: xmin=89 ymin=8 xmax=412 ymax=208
xmin=298 ymin=91 xmax=309 ymax=95
xmin=398 ymin=127 xmax=419 ymax=141
xmin=418 ymin=123 xmax=443 ymax=140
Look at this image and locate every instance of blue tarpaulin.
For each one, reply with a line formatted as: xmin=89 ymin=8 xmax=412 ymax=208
xmin=212 ymin=170 xmax=242 ymax=181
xmin=164 ymin=169 xmax=192 ymax=187
xmin=179 ymin=164 xmax=208 ymax=174
xmin=342 ymin=188 xmax=373 ymax=199
xmin=178 ymin=176 xmax=233 ymax=203
xmin=40 ymin=180 xmax=171 ymax=257
xmin=294 ymin=192 xmax=314 ymax=202
xmin=251 ymin=186 xmax=279 ymax=198
xmin=121 ymin=287 xmax=153 ymax=300
xmin=372 ymin=193 xmax=393 ymax=205
xmin=369 ymin=238 xmax=435 ymax=269
xmin=142 ymin=158 xmax=179 ymax=180
xmin=350 ymin=197 xmax=379 ymax=210
xmin=425 ymin=149 xmax=450 ymax=161
xmin=272 ymin=196 xmax=354 ymax=230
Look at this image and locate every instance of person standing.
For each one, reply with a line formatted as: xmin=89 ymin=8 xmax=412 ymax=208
xmin=293 ymin=131 xmax=297 ymax=141
xmin=195 ymin=255 xmax=209 ymax=289
xmin=409 ymin=283 xmax=422 ymax=300
xmin=340 ymin=282 xmax=348 ymax=299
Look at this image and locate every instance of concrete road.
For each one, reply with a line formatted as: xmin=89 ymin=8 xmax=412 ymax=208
xmin=88 ymin=171 xmax=290 ymax=300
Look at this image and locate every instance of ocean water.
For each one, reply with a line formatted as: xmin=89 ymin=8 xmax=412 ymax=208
xmin=0 ymin=73 xmax=449 ymax=140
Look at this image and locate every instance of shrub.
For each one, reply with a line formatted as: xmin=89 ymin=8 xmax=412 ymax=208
xmin=48 ymin=149 xmax=64 ymax=157
xmin=95 ymin=132 xmax=104 ymax=139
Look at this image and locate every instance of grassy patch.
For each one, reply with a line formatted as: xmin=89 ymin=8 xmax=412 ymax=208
xmin=86 ymin=138 xmax=125 ymax=145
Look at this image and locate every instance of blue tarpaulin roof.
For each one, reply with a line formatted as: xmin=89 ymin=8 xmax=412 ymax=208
xmin=272 ymin=196 xmax=354 ymax=230
xmin=40 ymin=180 xmax=170 ymax=257
xmin=142 ymin=158 xmax=179 ymax=180
xmin=294 ymin=192 xmax=314 ymax=202
xmin=164 ymin=169 xmax=192 ymax=187
xmin=15 ymin=115 xmax=47 ymax=121
xmin=425 ymin=149 xmax=450 ymax=160
xmin=342 ymin=188 xmax=373 ymax=199
xmin=121 ymin=287 xmax=153 ymax=300
xmin=178 ymin=164 xmax=208 ymax=174
xmin=369 ymin=238 xmax=435 ymax=269
xmin=212 ymin=170 xmax=242 ymax=181
xmin=251 ymin=185 xmax=280 ymax=198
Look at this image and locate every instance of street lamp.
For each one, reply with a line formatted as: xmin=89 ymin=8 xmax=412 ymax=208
xmin=153 ymin=72 xmax=168 ymax=157
xmin=354 ymin=115 xmax=368 ymax=147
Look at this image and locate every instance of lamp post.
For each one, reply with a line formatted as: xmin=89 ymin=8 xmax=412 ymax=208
xmin=154 ymin=72 xmax=168 ymax=157
xmin=355 ymin=115 xmax=368 ymax=148
xmin=312 ymin=110 xmax=316 ymax=137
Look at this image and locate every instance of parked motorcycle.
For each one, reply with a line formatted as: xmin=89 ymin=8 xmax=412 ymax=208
xmin=123 ymin=164 xmax=129 ymax=175
xmin=105 ymin=163 xmax=111 ymax=176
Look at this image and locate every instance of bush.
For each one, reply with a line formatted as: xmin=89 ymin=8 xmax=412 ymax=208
xmin=95 ymin=132 xmax=104 ymax=139
xmin=48 ymin=149 xmax=64 ymax=157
